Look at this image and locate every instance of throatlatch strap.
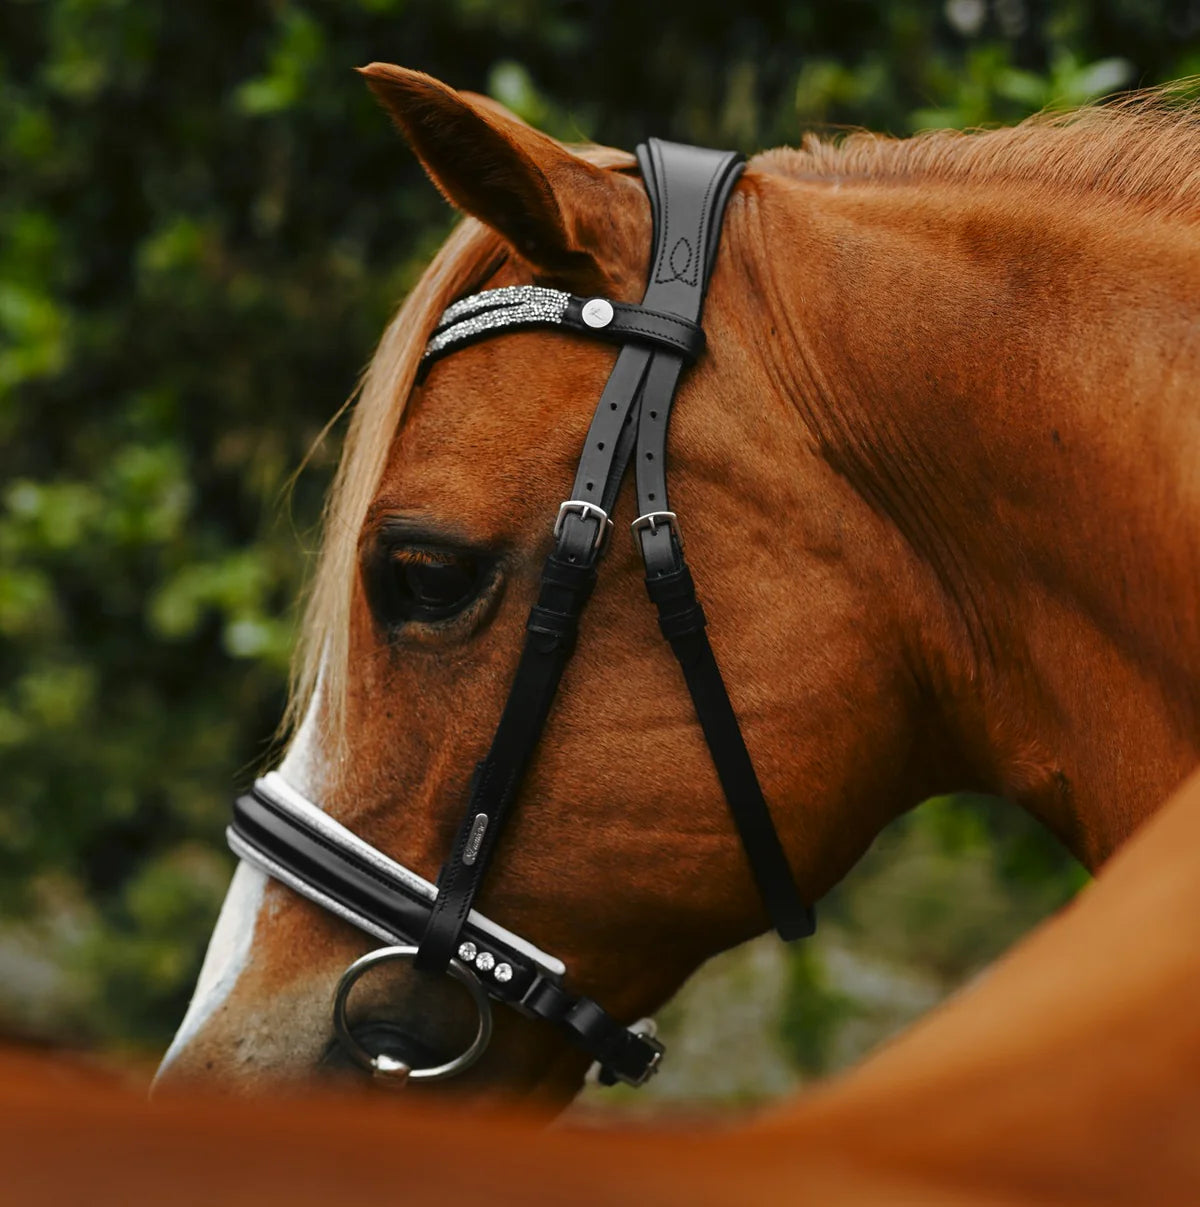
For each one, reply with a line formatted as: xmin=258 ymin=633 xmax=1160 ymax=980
xmin=643 ymin=566 xmax=815 ymax=938
xmin=632 ymin=140 xmax=815 ymax=940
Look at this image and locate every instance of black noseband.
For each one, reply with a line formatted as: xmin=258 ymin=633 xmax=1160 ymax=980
xmin=228 ymin=138 xmax=814 ymax=1089
xmin=231 ymin=774 xmax=662 ymax=1086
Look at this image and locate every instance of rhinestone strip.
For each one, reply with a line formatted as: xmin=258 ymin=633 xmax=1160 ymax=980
xmin=424 ymin=287 xmax=572 ymax=362
xmin=435 ymin=285 xmax=569 ymax=330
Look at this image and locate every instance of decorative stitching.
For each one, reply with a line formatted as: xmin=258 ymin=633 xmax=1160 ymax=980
xmin=651 ymin=144 xmax=725 ymax=290
xmin=665 ymin=236 xmax=693 ymax=282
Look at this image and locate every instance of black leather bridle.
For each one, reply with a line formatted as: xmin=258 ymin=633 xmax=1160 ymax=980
xmin=229 ymin=139 xmax=815 ymax=1089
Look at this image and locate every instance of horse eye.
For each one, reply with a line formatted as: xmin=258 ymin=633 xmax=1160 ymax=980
xmin=371 ymin=546 xmax=485 ymax=627
xmin=399 ymin=554 xmax=475 ymax=612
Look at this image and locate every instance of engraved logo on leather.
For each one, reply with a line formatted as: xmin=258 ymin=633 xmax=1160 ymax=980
xmin=462 ymin=812 xmax=489 ymax=866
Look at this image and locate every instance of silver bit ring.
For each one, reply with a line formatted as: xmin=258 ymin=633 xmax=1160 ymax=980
xmin=332 ymin=945 xmax=493 ymax=1083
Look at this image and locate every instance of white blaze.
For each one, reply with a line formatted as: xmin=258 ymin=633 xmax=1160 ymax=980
xmin=277 ymin=676 xmax=325 ymax=795
xmin=155 ymin=684 xmax=324 ymax=1083
xmin=154 ymin=859 xmax=266 ymax=1080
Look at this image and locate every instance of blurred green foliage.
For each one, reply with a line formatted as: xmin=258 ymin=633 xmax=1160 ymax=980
xmin=778 ymin=795 xmax=1090 ymax=1078
xmin=1 ymin=0 xmax=1194 ymax=1059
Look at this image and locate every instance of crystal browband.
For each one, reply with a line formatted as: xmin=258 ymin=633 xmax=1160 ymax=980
xmin=421 ymin=284 xmax=706 ymax=370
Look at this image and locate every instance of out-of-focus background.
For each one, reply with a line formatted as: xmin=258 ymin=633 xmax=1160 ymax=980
xmin=2 ymin=0 xmax=1194 ymax=1106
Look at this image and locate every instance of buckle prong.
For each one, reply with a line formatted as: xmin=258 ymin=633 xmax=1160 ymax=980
xmin=631 ymin=510 xmax=681 ymax=550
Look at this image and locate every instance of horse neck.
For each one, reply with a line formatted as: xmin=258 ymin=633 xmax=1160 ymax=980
xmin=753 ymin=168 xmax=1200 ymax=868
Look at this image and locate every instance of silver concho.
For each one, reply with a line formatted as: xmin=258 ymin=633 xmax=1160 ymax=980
xmin=581 ymin=298 xmax=615 ymax=328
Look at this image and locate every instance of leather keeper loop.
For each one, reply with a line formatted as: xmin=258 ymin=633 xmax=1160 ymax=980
xmin=542 ymin=555 xmax=598 ymax=596
xmin=563 ymin=297 xmax=706 ymax=361
xmin=526 ymin=605 xmax=578 ymax=642
xmin=520 ymin=978 xmax=572 ymax=1023
xmin=645 ymin=562 xmax=698 ymax=608
xmin=562 ymin=998 xmax=611 ymax=1048
xmin=657 ymin=601 xmax=707 ymax=641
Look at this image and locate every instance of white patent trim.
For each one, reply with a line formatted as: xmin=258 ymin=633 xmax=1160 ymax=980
xmin=227 ymin=828 xmax=406 ymax=951
xmin=251 ymin=771 xmax=567 ymax=979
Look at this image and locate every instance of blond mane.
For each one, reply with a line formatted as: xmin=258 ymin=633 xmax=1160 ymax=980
xmin=285 ymin=217 xmax=507 ymax=755
xmin=757 ymin=83 xmax=1200 ymax=221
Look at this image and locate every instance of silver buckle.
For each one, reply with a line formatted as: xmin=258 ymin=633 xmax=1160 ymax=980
xmin=631 ymin=510 xmax=681 ymax=550
xmin=554 ymin=499 xmax=612 ymax=554
xmin=583 ymin=1016 xmax=664 ymax=1088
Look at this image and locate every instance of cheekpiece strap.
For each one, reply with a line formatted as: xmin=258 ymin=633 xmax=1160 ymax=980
xmin=414 ymin=141 xmax=752 ymax=977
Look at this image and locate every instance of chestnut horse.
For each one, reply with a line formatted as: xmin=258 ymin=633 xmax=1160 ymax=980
xmin=156 ymin=66 xmax=1200 ymax=1105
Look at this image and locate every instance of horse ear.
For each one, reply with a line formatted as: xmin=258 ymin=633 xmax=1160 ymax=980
xmin=357 ymin=64 xmax=631 ymax=289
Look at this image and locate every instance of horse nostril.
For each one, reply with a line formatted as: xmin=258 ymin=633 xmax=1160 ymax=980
xmin=320 ymin=1020 xmax=443 ymax=1081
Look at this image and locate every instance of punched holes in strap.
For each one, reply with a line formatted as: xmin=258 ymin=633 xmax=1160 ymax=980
xmin=632 ymin=140 xmax=745 ymax=577
xmin=415 ymin=414 xmax=631 ymax=972
xmin=412 ymin=136 xmax=808 ymax=1072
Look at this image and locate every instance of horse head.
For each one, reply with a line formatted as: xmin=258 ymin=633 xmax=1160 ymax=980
xmin=156 ymin=66 xmax=1200 ymax=1105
